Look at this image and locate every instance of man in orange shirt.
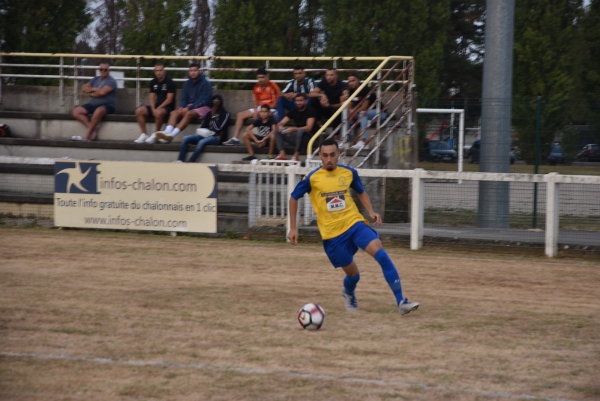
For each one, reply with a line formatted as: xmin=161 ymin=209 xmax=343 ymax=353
xmin=223 ymin=68 xmax=281 ymax=146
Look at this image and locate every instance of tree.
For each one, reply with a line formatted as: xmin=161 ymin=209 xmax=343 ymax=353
xmin=93 ymin=0 xmax=126 ymax=55
xmin=441 ymin=1 xmax=485 ymax=99
xmin=0 ymin=0 xmax=90 ymax=53
xmin=580 ymin=0 xmax=600 ymax=143
xmin=0 ymin=0 xmax=91 ymax=85
xmin=188 ymin=0 xmax=213 ymax=56
xmin=321 ymin=0 xmax=450 ymax=103
xmin=121 ymin=0 xmax=191 ymax=56
xmin=511 ymin=0 xmax=585 ymax=163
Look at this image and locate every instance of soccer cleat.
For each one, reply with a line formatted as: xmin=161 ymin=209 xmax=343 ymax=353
xmin=398 ymin=298 xmax=419 ymax=316
xmin=156 ymin=131 xmax=173 ymax=144
xmin=242 ymin=155 xmax=257 ymax=161
xmin=342 ymin=289 xmax=359 ymax=312
xmin=145 ymin=133 xmax=158 ymax=144
xmin=223 ymin=137 xmax=240 ymax=146
xmin=134 ymin=133 xmax=149 ymax=143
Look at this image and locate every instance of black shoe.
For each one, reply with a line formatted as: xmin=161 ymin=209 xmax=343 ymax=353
xmin=242 ymin=155 xmax=257 ymax=161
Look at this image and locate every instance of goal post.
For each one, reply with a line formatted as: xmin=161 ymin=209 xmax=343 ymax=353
xmin=417 ymin=108 xmax=465 ymax=172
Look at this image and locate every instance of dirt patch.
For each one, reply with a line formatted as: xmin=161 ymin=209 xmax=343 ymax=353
xmin=1 ymin=227 xmax=599 ymax=400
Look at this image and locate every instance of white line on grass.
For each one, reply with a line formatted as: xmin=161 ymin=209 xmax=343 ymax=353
xmin=1 ymin=351 xmax=575 ymax=401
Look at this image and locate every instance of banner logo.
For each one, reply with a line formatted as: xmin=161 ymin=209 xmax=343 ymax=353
xmin=55 ymin=162 xmax=101 ymax=194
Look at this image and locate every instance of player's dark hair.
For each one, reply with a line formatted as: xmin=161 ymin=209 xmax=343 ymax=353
xmin=189 ymin=62 xmax=200 ymax=69
xmin=256 ymin=68 xmax=268 ymax=75
xmin=294 ymin=93 xmax=307 ymax=99
xmin=320 ymin=138 xmax=339 ymax=150
xmin=293 ymin=64 xmax=304 ymax=71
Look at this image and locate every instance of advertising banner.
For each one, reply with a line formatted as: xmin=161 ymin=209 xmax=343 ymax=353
xmin=54 ymin=161 xmax=217 ymax=233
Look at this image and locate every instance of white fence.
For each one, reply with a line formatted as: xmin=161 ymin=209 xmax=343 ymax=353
xmin=219 ymin=163 xmax=600 ymax=258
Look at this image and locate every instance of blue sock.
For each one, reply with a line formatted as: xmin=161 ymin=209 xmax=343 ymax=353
xmin=375 ymin=249 xmax=404 ymax=304
xmin=343 ymin=274 xmax=360 ymax=295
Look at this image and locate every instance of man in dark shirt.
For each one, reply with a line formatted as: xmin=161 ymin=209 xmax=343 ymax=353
xmin=308 ymin=68 xmax=347 ymax=128
xmin=134 ymin=64 xmax=177 ymax=144
xmin=241 ymin=104 xmax=277 ymax=161
xmin=275 ymin=94 xmax=317 ymax=161
xmin=345 ymin=73 xmax=387 ymax=150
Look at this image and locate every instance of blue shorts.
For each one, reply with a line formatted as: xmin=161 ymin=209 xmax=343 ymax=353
xmin=323 ymin=221 xmax=379 ymax=268
xmin=82 ymin=103 xmax=115 ymax=115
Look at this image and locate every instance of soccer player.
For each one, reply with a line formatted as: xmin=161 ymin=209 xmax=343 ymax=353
xmin=287 ymin=138 xmax=419 ymax=315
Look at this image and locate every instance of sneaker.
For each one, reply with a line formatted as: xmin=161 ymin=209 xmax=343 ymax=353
xmin=351 ymin=140 xmax=368 ymax=150
xmin=145 ymin=133 xmax=157 ymax=144
xmin=267 ymin=154 xmax=274 ymax=160
xmin=342 ymin=289 xmax=359 ymax=312
xmin=156 ymin=131 xmax=173 ymax=144
xmin=134 ymin=133 xmax=149 ymax=143
xmin=275 ymin=154 xmax=287 ymax=161
xmin=291 ymin=156 xmax=300 ymax=162
xmin=223 ymin=137 xmax=240 ymax=146
xmin=172 ymin=160 xmax=183 ymax=163
xmin=398 ymin=298 xmax=419 ymax=316
xmin=242 ymin=155 xmax=257 ymax=161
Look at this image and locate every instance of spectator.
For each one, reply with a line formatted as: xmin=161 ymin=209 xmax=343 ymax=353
xmin=275 ymin=93 xmax=316 ymax=161
xmin=307 ymin=68 xmax=347 ymax=128
xmin=345 ymin=73 xmax=387 ymax=149
xmin=176 ymin=94 xmax=230 ymax=163
xmin=155 ymin=63 xmax=212 ymax=144
xmin=71 ymin=62 xmax=117 ymax=141
xmin=134 ymin=63 xmax=176 ymax=144
xmin=223 ymin=68 xmax=280 ymax=146
xmin=276 ymin=64 xmax=316 ymax=122
xmin=241 ymin=104 xmax=277 ymax=161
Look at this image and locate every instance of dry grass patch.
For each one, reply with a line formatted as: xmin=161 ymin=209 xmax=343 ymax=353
xmin=1 ymin=227 xmax=599 ymax=400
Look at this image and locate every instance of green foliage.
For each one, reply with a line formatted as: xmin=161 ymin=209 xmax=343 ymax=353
xmin=512 ymin=0 xmax=585 ymax=163
xmin=0 ymin=0 xmax=91 ymax=85
xmin=121 ymin=0 xmax=191 ymax=56
xmin=321 ymin=0 xmax=450 ymax=102
xmin=581 ymin=0 xmax=600 ymax=143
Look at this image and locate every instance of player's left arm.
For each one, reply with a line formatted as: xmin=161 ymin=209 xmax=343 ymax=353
xmin=356 ymin=191 xmax=382 ymax=226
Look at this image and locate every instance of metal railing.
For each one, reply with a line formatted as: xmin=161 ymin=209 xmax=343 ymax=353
xmin=0 ymin=53 xmax=412 ymax=106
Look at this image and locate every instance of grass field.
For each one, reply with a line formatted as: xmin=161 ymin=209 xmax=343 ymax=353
xmin=1 ymin=227 xmax=599 ymax=400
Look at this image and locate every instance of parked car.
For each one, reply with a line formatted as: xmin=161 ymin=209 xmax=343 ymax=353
xmin=576 ymin=144 xmax=599 ymax=162
xmin=420 ymin=141 xmax=457 ymax=162
xmin=467 ymin=139 xmax=515 ymax=164
xmin=548 ymin=143 xmax=565 ymax=165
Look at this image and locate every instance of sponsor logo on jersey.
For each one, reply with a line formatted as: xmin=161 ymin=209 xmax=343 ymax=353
xmin=326 ymin=195 xmax=346 ymax=212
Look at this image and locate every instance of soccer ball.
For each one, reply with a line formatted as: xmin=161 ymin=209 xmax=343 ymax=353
xmin=297 ymin=303 xmax=325 ymax=330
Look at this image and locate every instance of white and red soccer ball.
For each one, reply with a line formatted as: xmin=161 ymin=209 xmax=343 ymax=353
xmin=298 ymin=303 xmax=325 ymax=330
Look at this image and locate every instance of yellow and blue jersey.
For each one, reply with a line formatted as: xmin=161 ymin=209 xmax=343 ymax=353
xmin=291 ymin=165 xmax=368 ymax=240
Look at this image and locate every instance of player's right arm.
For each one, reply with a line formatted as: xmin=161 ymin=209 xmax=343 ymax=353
xmin=288 ymin=197 xmax=299 ymax=245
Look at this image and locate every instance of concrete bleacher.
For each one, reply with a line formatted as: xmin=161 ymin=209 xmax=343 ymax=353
xmin=0 ymin=85 xmax=383 ymax=233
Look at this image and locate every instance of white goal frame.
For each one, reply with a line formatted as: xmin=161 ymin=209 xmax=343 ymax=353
xmin=417 ymin=108 xmax=465 ymax=172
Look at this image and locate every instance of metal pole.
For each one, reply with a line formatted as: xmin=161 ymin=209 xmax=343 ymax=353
xmin=478 ymin=0 xmax=515 ymax=228
xmin=60 ymin=57 xmax=65 ymax=107
xmin=533 ymin=96 xmax=541 ymax=228
xmin=74 ymin=57 xmax=79 ymax=106
xmin=0 ymin=55 xmax=3 ymax=105
xmin=375 ymin=69 xmax=382 ymax=165
xmin=136 ymin=58 xmax=141 ymax=107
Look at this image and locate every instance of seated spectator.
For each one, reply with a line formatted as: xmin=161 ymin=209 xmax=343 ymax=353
xmin=134 ymin=63 xmax=176 ymax=143
xmin=71 ymin=62 xmax=117 ymax=141
xmin=275 ymin=94 xmax=317 ymax=161
xmin=241 ymin=105 xmax=277 ymax=161
xmin=155 ymin=63 xmax=212 ymax=144
xmin=345 ymin=73 xmax=387 ymax=149
xmin=276 ymin=64 xmax=316 ymax=122
xmin=223 ymin=68 xmax=280 ymax=146
xmin=176 ymin=95 xmax=230 ymax=163
xmin=307 ymin=68 xmax=347 ymax=129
